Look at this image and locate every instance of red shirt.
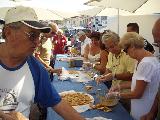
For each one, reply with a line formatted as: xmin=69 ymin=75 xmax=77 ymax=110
xmin=52 ymin=34 xmax=67 ymax=54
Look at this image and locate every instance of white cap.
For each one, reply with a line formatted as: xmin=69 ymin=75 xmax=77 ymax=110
xmin=4 ymin=6 xmax=51 ymax=33
xmin=77 ymin=31 xmax=85 ymax=38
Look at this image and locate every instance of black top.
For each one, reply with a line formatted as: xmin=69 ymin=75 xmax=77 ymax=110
xmin=0 ymin=19 xmax=5 ymax=24
xmin=144 ymin=39 xmax=154 ymax=53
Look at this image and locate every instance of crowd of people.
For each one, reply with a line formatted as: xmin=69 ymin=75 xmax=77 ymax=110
xmin=0 ymin=6 xmax=84 ymax=120
xmin=0 ymin=5 xmax=159 ymax=120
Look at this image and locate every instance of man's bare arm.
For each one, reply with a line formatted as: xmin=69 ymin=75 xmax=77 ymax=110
xmin=53 ymin=100 xmax=85 ymax=120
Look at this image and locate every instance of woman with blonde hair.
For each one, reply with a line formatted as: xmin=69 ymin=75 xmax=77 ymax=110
xmin=108 ymin=32 xmax=160 ymax=120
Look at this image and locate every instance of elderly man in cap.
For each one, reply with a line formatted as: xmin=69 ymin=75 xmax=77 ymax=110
xmin=140 ymin=18 xmax=160 ymax=120
xmin=0 ymin=6 xmax=84 ymax=120
xmin=77 ymin=31 xmax=91 ymax=56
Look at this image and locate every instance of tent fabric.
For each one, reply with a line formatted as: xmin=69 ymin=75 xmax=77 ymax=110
xmin=0 ymin=7 xmax=63 ymax=20
xmin=84 ymin=0 xmax=160 ymax=14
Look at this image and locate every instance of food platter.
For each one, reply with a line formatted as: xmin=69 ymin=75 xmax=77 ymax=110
xmin=105 ymin=99 xmax=118 ymax=106
xmin=60 ymin=91 xmax=94 ymax=106
xmin=60 ymin=91 xmax=94 ymax=112
xmin=91 ymin=103 xmax=112 ymax=112
xmin=98 ymin=97 xmax=118 ymax=107
xmin=68 ymin=70 xmax=79 ymax=74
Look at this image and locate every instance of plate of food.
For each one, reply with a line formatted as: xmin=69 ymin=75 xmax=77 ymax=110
xmin=99 ymin=97 xmax=118 ymax=107
xmin=60 ymin=91 xmax=94 ymax=112
xmin=68 ymin=70 xmax=79 ymax=74
xmin=91 ymin=103 xmax=112 ymax=112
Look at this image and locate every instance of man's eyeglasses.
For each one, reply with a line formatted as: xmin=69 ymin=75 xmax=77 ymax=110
xmin=24 ymin=31 xmax=40 ymax=42
xmin=123 ymin=46 xmax=130 ymax=53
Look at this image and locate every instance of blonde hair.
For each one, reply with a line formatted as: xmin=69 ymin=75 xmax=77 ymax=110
xmin=49 ymin=22 xmax=59 ymax=33
xmin=119 ymin=32 xmax=144 ymax=49
xmin=102 ymin=31 xmax=119 ymax=44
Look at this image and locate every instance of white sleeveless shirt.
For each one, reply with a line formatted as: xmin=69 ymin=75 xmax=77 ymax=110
xmin=88 ymin=53 xmax=100 ymax=62
xmin=88 ymin=43 xmax=101 ymax=62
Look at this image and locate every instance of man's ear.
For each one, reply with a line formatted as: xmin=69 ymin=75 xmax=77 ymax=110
xmin=2 ymin=27 xmax=6 ymax=39
xmin=3 ymin=26 xmax=13 ymax=41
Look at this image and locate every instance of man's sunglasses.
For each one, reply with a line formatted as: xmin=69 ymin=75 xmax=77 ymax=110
xmin=25 ymin=31 xmax=41 ymax=42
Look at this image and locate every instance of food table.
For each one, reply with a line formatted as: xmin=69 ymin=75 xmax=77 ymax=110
xmin=47 ymin=54 xmax=133 ymax=120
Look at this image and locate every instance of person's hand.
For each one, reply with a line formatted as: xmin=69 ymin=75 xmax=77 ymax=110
xmin=140 ymin=112 xmax=156 ymax=120
xmin=0 ymin=111 xmax=27 ymax=120
xmin=0 ymin=110 xmax=16 ymax=120
xmin=106 ymin=92 xmax=120 ymax=99
xmin=8 ymin=111 xmax=28 ymax=120
xmin=96 ymin=75 xmax=107 ymax=84
xmin=54 ymin=68 xmax=62 ymax=76
xmin=93 ymin=64 xmax=99 ymax=69
xmin=104 ymin=73 xmax=114 ymax=81
xmin=96 ymin=73 xmax=113 ymax=84
xmin=109 ymin=84 xmax=120 ymax=93
xmin=46 ymin=66 xmax=53 ymax=73
xmin=82 ymin=63 xmax=93 ymax=69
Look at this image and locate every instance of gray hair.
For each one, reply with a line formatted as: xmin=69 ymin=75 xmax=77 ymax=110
xmin=2 ymin=22 xmax=24 ymax=38
xmin=102 ymin=31 xmax=119 ymax=44
xmin=119 ymin=32 xmax=144 ymax=49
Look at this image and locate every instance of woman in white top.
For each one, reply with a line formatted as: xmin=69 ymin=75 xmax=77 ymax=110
xmin=84 ymin=32 xmax=108 ymax=74
xmin=108 ymin=32 xmax=160 ymax=120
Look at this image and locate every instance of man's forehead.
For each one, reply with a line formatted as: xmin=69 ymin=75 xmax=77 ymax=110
xmin=153 ymin=19 xmax=160 ymax=31
xmin=152 ymin=19 xmax=160 ymax=47
xmin=152 ymin=20 xmax=160 ymax=36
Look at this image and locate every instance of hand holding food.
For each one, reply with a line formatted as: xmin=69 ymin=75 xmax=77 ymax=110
xmin=106 ymin=92 xmax=120 ymax=99
xmin=96 ymin=75 xmax=106 ymax=84
xmin=0 ymin=111 xmax=27 ymax=120
xmin=8 ymin=112 xmax=28 ymax=120
xmin=109 ymin=84 xmax=120 ymax=93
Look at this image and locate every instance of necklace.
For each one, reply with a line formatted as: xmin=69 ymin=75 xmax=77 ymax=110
xmin=111 ymin=52 xmax=122 ymax=68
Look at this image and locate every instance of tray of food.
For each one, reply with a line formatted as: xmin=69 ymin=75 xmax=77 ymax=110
xmin=91 ymin=103 xmax=112 ymax=112
xmin=68 ymin=70 xmax=79 ymax=74
xmin=60 ymin=91 xmax=94 ymax=112
xmin=98 ymin=96 xmax=118 ymax=107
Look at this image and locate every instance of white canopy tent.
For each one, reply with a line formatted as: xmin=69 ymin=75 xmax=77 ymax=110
xmin=52 ymin=10 xmax=80 ymax=19
xmin=84 ymin=0 xmax=160 ymax=34
xmin=0 ymin=7 xmax=64 ymax=20
xmin=84 ymin=0 xmax=160 ymax=57
xmin=79 ymin=7 xmax=104 ymax=16
xmin=80 ymin=6 xmax=137 ymax=17
xmin=0 ymin=0 xmax=81 ymax=20
xmin=84 ymin=0 xmax=160 ymax=14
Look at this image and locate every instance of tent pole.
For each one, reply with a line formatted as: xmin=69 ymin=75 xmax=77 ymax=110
xmin=117 ymin=8 xmax=119 ymax=35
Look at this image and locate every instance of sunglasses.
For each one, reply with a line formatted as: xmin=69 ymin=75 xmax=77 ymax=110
xmin=123 ymin=46 xmax=130 ymax=53
xmin=24 ymin=31 xmax=41 ymax=42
